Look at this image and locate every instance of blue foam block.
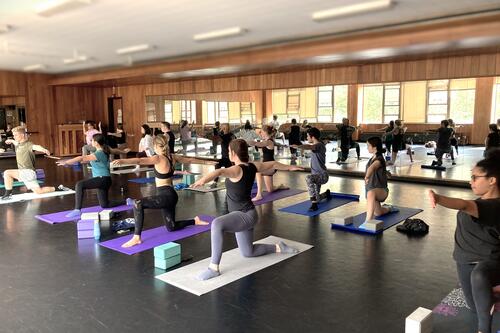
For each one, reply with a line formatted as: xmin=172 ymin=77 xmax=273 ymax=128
xmin=330 ymin=206 xmax=423 ymax=235
xmin=278 ymin=192 xmax=359 ymax=217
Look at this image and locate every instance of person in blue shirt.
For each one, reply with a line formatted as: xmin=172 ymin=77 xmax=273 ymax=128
xmin=57 ymin=133 xmax=126 ymax=218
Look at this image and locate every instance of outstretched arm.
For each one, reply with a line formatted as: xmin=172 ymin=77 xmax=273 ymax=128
xmin=253 ymin=160 xmax=304 ymax=173
xmin=32 ymin=144 xmax=51 ymax=155
xmin=111 ymin=155 xmax=160 ymax=166
xmin=174 ymin=154 xmax=218 ymax=165
xmin=290 ymin=143 xmax=315 ymax=150
xmin=57 ymin=154 xmax=97 ymax=166
xmin=428 ymin=189 xmax=478 ymax=218
xmin=191 ymin=165 xmax=241 ymax=187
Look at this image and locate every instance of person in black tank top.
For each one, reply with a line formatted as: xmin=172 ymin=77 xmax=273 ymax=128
xmin=161 ymin=122 xmax=176 ymax=154
xmin=247 ymin=125 xmax=288 ymax=201
xmin=191 ymin=139 xmax=303 ymax=280
xmin=428 ymin=151 xmax=500 ymax=333
xmin=287 ymin=118 xmax=302 ymax=159
xmin=111 ymin=134 xmax=217 ymax=248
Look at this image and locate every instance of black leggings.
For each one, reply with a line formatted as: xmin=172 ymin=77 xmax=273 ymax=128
xmin=75 ymin=176 xmax=122 ymax=210
xmin=456 ymin=261 xmax=500 ymax=333
xmin=133 ymin=185 xmax=194 ymax=235
xmin=339 ymin=142 xmax=360 ymax=161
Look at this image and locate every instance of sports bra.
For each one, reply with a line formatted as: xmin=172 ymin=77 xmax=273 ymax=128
xmin=154 ymin=155 xmax=175 ymax=179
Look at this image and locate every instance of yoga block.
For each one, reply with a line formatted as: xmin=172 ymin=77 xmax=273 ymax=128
xmin=405 ymin=307 xmax=432 ymax=333
xmin=35 ymin=169 xmax=45 ymax=179
xmin=77 ymin=219 xmax=94 ymax=231
xmin=333 ymin=216 xmax=353 ymax=226
xmin=146 ymin=170 xmax=155 ymax=178
xmin=364 ymin=219 xmax=384 ymax=232
xmin=154 ymin=242 xmax=181 ymax=260
xmin=99 ymin=209 xmax=114 ymax=220
xmin=81 ymin=212 xmax=100 ymax=220
xmin=182 ymin=174 xmax=195 ymax=185
xmin=77 ymin=229 xmax=94 ymax=239
xmin=154 ymin=255 xmax=181 ymax=270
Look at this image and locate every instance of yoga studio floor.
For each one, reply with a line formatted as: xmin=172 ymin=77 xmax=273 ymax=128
xmin=0 ymin=156 xmax=476 ymax=332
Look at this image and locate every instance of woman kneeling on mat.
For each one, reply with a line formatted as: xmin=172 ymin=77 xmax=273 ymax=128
xmin=112 ymin=135 xmax=217 ymax=248
xmin=247 ymin=125 xmax=288 ymax=202
xmin=191 ymin=139 xmax=303 ymax=281
xmin=364 ymin=137 xmax=397 ymax=222
xmin=57 ymin=133 xmax=126 ymax=218
xmin=428 ymin=149 xmax=500 ymax=333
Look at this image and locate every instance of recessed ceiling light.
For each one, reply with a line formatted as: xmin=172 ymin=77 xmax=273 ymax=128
xmin=0 ymin=24 xmax=11 ymax=33
xmin=63 ymin=55 xmax=88 ymax=64
xmin=312 ymin=0 xmax=393 ymax=21
xmin=23 ymin=64 xmax=47 ymax=72
xmin=36 ymin=0 xmax=93 ymax=17
xmin=116 ymin=44 xmax=153 ymax=55
xmin=161 ymin=66 xmax=241 ymax=79
xmin=193 ymin=27 xmax=246 ymax=42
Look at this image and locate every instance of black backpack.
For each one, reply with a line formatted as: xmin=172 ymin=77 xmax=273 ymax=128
xmin=396 ymin=218 xmax=429 ymax=236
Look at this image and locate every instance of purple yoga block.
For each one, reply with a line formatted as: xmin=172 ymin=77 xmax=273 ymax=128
xmin=77 ymin=229 xmax=94 ymax=239
xmin=36 ymin=169 xmax=45 ymax=179
xmin=77 ymin=220 xmax=94 ymax=231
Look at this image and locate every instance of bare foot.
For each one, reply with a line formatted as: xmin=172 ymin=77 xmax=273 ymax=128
xmin=121 ymin=235 xmax=142 ymax=248
xmin=194 ymin=216 xmax=209 ymax=225
xmin=274 ymin=184 xmax=289 ymax=191
xmin=252 ymin=195 xmax=263 ymax=202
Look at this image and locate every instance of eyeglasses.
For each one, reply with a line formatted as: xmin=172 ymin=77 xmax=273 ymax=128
xmin=470 ymin=175 xmax=488 ymax=181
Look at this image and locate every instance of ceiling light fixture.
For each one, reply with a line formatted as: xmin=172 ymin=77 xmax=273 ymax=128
xmin=0 ymin=24 xmax=11 ymax=33
xmin=63 ymin=55 xmax=88 ymax=64
xmin=23 ymin=64 xmax=47 ymax=72
xmin=36 ymin=0 xmax=93 ymax=17
xmin=193 ymin=27 xmax=246 ymax=42
xmin=116 ymin=44 xmax=153 ymax=55
xmin=312 ymin=0 xmax=393 ymax=21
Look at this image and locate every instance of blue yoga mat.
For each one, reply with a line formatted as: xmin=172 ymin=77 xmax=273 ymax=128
xmin=278 ymin=192 xmax=359 ymax=216
xmin=330 ymin=206 xmax=423 ymax=234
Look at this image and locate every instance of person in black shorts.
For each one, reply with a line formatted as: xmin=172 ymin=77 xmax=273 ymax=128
xmin=431 ymin=119 xmax=455 ymax=166
xmin=335 ymin=118 xmax=360 ymax=163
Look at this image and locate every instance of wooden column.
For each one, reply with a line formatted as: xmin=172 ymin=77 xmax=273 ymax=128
xmin=195 ymin=100 xmax=203 ymax=125
xmin=348 ymin=84 xmax=359 ymax=139
xmin=471 ymin=77 xmax=495 ymax=144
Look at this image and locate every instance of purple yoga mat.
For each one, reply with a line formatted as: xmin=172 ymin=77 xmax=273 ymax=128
xmin=250 ymin=188 xmax=305 ymax=206
xmin=99 ymin=215 xmax=215 ymax=255
xmin=35 ymin=204 xmax=132 ymax=224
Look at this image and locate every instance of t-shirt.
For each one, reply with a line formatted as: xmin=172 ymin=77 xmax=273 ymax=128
xmin=289 ymin=125 xmax=301 ymax=145
xmin=166 ymin=131 xmax=175 ymax=153
xmin=86 ymin=129 xmax=99 ymax=145
xmin=365 ymin=155 xmax=387 ymax=191
xmin=139 ymin=135 xmax=154 ymax=155
xmin=337 ymin=124 xmax=355 ymax=147
xmin=15 ymin=140 xmax=35 ymax=170
xmin=437 ymin=127 xmax=454 ymax=149
xmin=220 ymin=132 xmax=236 ymax=158
xmin=116 ymin=131 xmax=126 ymax=145
xmin=310 ymin=142 xmax=327 ymax=174
xmin=486 ymin=132 xmax=500 ymax=150
xmin=180 ymin=126 xmax=191 ymax=141
xmin=453 ymin=198 xmax=500 ymax=263
xmin=90 ymin=149 xmax=110 ymax=177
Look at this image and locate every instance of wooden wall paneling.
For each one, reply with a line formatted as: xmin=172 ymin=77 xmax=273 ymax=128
xmin=496 ymin=53 xmax=500 ymax=75
xmin=213 ymin=77 xmax=238 ymax=92
xmin=0 ymin=96 xmax=26 ymax=105
xmin=471 ymin=77 xmax=495 ymax=144
xmin=194 ymin=79 xmax=213 ymax=93
xmin=180 ymin=81 xmax=195 ymax=94
xmin=0 ymin=70 xmax=27 ymax=96
xmin=479 ymin=54 xmax=497 ymax=76
xmin=348 ymin=84 xmax=358 ymax=129
xmin=264 ymin=90 xmax=273 ymax=122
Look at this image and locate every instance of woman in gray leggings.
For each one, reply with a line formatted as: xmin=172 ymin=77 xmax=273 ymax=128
xmin=191 ymin=139 xmax=303 ymax=281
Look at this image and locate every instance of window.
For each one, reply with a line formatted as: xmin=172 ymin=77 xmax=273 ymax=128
xmin=361 ymin=83 xmax=401 ymax=124
xmin=181 ymin=100 xmax=196 ymax=123
xmin=383 ymin=84 xmax=400 ymax=122
xmin=206 ymin=101 xmax=229 ymax=124
xmin=164 ymin=101 xmax=173 ymax=123
xmin=317 ymin=85 xmax=348 ymax=122
xmin=426 ymin=79 xmax=475 ymax=123
xmin=286 ymin=89 xmax=300 ymax=121
xmin=494 ymin=77 xmax=500 ymax=122
xmin=146 ymin=102 xmax=156 ymax=122
xmin=240 ymin=102 xmax=255 ymax=123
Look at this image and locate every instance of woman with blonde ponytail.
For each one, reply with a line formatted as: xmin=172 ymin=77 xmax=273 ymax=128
xmin=112 ymin=134 xmax=216 ymax=248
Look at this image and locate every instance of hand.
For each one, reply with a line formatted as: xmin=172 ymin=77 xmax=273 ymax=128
xmin=56 ymin=160 xmax=67 ymax=166
xmin=190 ymin=179 xmax=205 ymax=188
xmin=290 ymin=144 xmax=298 ymax=149
xmin=364 ymin=177 xmax=369 ymax=185
xmin=5 ymin=139 xmax=14 ymax=145
xmin=111 ymin=160 xmax=123 ymax=166
xmin=289 ymin=166 xmax=304 ymax=171
xmin=428 ymin=189 xmax=438 ymax=208
xmin=44 ymin=149 xmax=51 ymax=156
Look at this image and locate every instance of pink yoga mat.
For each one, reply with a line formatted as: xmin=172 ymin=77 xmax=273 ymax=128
xmin=35 ymin=204 xmax=132 ymax=224
xmin=99 ymin=215 xmax=215 ymax=255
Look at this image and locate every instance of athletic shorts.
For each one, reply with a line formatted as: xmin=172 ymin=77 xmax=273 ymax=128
xmin=18 ymin=169 xmax=40 ymax=190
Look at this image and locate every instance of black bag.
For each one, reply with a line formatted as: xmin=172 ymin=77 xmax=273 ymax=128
xmin=396 ymin=218 xmax=429 ymax=236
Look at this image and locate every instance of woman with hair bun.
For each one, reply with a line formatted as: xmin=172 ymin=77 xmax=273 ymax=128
xmin=112 ymin=135 xmax=216 ymax=248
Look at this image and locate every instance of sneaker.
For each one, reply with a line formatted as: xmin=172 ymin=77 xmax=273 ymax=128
xmin=56 ymin=184 xmax=71 ymax=191
xmin=452 ymin=161 xmax=456 ymax=165
xmin=308 ymin=202 xmax=319 ymax=212
xmin=1 ymin=193 xmax=12 ymax=200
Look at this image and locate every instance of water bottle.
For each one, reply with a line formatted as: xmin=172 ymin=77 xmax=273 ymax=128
xmin=94 ymin=220 xmax=101 ymax=240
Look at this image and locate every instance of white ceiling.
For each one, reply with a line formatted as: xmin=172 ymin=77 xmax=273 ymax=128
xmin=0 ymin=0 xmax=499 ymax=74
